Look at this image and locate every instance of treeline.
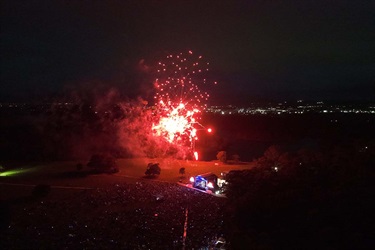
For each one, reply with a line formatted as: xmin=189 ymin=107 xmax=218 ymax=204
xmin=224 ymin=143 xmax=375 ymax=249
xmin=0 ymin=103 xmax=124 ymax=161
xmin=200 ymin=113 xmax=375 ymax=161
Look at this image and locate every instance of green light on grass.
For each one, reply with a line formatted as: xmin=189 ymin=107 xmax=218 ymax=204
xmin=0 ymin=168 xmax=32 ymax=177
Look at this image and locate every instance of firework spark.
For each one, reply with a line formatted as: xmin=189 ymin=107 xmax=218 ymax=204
xmin=151 ymin=51 xmax=215 ymax=157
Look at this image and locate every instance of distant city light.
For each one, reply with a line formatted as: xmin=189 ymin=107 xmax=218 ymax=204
xmin=204 ymin=102 xmax=374 ymax=115
xmin=1 ymin=101 xmax=373 ymax=117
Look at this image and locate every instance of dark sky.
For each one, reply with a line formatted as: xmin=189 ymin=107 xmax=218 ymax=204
xmin=1 ymin=0 xmax=374 ymax=104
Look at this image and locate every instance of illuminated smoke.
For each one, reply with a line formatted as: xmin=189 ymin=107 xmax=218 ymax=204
xmin=40 ymin=52 xmax=216 ymax=160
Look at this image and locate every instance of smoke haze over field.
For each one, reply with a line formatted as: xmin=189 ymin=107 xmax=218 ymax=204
xmin=35 ymin=83 xmax=196 ymax=160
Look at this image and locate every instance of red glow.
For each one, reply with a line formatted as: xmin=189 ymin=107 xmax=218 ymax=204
xmin=152 ymin=102 xmax=198 ymax=143
xmin=151 ymin=51 xmax=217 ymax=156
xmin=207 ymin=128 xmax=212 ymax=133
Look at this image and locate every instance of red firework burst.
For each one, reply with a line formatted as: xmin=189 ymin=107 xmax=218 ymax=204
xmin=151 ymin=51 xmax=216 ymax=155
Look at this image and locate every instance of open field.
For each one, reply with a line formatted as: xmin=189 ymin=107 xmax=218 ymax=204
xmin=0 ymin=158 xmax=253 ymax=249
xmin=2 ymin=112 xmax=372 ymax=248
xmin=0 ymin=158 xmax=254 ymax=189
xmin=117 ymin=158 xmax=254 ymax=181
xmin=0 ymin=158 xmax=254 ymax=202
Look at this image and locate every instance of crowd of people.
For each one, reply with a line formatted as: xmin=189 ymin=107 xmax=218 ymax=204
xmin=2 ymin=181 xmax=226 ymax=249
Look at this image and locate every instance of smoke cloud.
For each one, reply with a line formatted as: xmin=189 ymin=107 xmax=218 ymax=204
xmin=36 ymin=81 xmax=192 ymax=161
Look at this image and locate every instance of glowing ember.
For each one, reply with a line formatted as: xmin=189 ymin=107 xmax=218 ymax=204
xmin=194 ymin=151 xmax=199 ymax=161
xmin=151 ymin=51 xmax=216 ymax=158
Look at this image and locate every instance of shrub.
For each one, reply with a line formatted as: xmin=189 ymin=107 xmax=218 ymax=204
xmin=216 ymin=151 xmax=227 ymax=163
xmin=179 ymin=167 xmax=186 ymax=176
xmin=232 ymin=154 xmax=240 ymax=163
xmin=145 ymin=163 xmax=161 ymax=176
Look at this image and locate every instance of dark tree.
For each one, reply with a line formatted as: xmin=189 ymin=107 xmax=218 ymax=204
xmin=145 ymin=163 xmax=161 ymax=177
xmin=216 ymin=151 xmax=227 ymax=163
xmin=224 ymin=144 xmax=375 ymax=249
xmin=232 ymin=154 xmax=240 ymax=163
xmin=254 ymin=145 xmax=296 ymax=172
xmin=179 ymin=167 xmax=186 ymax=176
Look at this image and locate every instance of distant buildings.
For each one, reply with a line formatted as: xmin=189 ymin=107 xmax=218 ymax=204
xmin=1 ymin=101 xmax=374 ymax=116
xmin=206 ymin=101 xmax=375 ymax=115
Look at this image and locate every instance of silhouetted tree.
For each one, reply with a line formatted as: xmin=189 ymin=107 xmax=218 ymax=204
xmin=179 ymin=167 xmax=185 ymax=176
xmin=216 ymin=151 xmax=227 ymax=163
xmin=145 ymin=163 xmax=161 ymax=176
xmin=232 ymin=154 xmax=240 ymax=163
xmin=224 ymin=143 xmax=375 ymax=249
xmin=254 ymin=145 xmax=296 ymax=171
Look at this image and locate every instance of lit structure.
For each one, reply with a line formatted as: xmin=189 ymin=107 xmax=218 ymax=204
xmin=190 ymin=172 xmax=218 ymax=191
xmin=189 ymin=172 xmax=228 ymax=195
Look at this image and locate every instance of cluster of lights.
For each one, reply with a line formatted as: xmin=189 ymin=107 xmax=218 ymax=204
xmin=189 ymin=176 xmax=214 ymax=189
xmin=152 ymin=102 xmax=199 ymax=143
xmin=207 ymin=102 xmax=375 ymax=115
xmin=153 ymin=51 xmax=216 ymax=108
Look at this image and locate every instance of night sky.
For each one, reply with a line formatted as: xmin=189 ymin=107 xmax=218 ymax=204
xmin=1 ymin=0 xmax=374 ymax=104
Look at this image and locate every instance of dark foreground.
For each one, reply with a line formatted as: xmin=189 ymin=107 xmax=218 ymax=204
xmin=0 ymin=181 xmax=225 ymax=249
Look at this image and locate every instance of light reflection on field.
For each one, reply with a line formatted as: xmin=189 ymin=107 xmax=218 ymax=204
xmin=0 ymin=168 xmax=35 ymax=177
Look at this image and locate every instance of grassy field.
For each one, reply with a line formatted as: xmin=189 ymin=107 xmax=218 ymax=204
xmin=0 ymin=158 xmax=252 ymax=249
xmin=0 ymin=158 xmax=254 ymax=196
xmin=117 ymin=158 xmax=254 ymax=181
